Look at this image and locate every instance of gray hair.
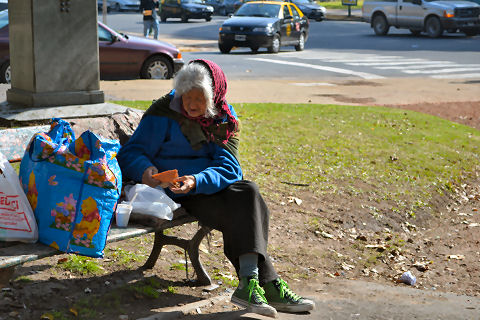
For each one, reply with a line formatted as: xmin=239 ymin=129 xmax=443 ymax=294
xmin=173 ymin=63 xmax=216 ymax=118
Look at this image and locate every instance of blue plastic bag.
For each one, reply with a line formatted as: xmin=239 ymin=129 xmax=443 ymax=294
xmin=19 ymin=119 xmax=122 ymax=258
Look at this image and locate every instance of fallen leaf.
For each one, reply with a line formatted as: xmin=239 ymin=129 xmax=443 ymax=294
xmin=341 ymin=262 xmax=355 ymax=271
xmin=413 ymin=262 xmax=429 ymax=272
xmin=287 ymin=196 xmax=303 ymax=205
xmin=468 ymin=223 xmax=479 ymax=228
xmin=448 ymin=254 xmax=465 ymax=260
xmin=40 ymin=314 xmax=54 ymax=320
xmin=57 ymin=257 xmax=68 ymax=264
xmin=69 ymin=308 xmax=78 ymax=316
xmin=320 ymin=231 xmax=334 ymax=239
xmin=199 ymin=243 xmax=209 ymax=254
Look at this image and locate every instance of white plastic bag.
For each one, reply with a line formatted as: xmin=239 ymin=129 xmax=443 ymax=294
xmin=124 ymin=184 xmax=179 ymax=220
xmin=0 ymin=151 xmax=38 ymax=243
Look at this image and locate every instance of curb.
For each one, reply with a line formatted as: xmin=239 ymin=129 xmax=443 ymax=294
xmin=326 ymin=14 xmax=362 ymax=21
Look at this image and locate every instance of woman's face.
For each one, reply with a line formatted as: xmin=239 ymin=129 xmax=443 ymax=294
xmin=182 ymin=88 xmax=207 ymax=118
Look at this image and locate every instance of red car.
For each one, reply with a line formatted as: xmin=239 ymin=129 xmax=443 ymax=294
xmin=0 ymin=11 xmax=184 ymax=83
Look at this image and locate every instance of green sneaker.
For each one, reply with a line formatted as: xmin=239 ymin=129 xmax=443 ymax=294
xmin=231 ymin=277 xmax=278 ymax=318
xmin=263 ymin=278 xmax=315 ymax=313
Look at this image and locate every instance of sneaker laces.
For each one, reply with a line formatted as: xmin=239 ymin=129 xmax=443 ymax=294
xmin=248 ymin=278 xmax=268 ymax=304
xmin=275 ymin=278 xmax=302 ymax=302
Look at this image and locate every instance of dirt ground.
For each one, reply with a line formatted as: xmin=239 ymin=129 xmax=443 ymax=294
xmin=1 ymin=78 xmax=480 ymax=319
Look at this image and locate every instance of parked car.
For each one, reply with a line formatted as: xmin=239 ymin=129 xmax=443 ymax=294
xmin=218 ymin=0 xmax=309 ymax=53
xmin=0 ymin=0 xmax=7 ymax=11
xmin=0 ymin=11 xmax=184 ymax=83
xmin=204 ymin=0 xmax=227 ymax=15
xmin=223 ymin=0 xmax=242 ymax=14
xmin=362 ymin=0 xmax=480 ymax=37
xmin=288 ymin=0 xmax=325 ymax=21
xmin=160 ymin=0 xmax=214 ymax=22
xmin=102 ymin=0 xmax=141 ymax=11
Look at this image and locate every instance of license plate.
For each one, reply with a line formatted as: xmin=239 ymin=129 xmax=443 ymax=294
xmin=235 ymin=34 xmax=246 ymax=41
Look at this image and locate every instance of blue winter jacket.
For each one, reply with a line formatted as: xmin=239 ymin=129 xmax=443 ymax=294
xmin=117 ymin=94 xmax=243 ymax=198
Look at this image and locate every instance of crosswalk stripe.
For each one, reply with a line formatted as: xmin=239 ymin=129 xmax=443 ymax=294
xmin=431 ymin=73 xmax=480 ymax=79
xmin=346 ymin=60 xmax=449 ymax=66
xmin=248 ymin=57 xmax=385 ymax=80
xmin=404 ymin=67 xmax=480 ymax=74
xmin=376 ymin=63 xmax=463 ymax=70
xmin=323 ymin=57 xmax=403 ymax=63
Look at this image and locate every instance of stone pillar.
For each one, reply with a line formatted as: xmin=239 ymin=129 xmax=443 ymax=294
xmin=6 ymin=0 xmax=104 ymax=108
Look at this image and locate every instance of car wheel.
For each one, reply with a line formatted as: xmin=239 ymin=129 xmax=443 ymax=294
xmin=372 ymin=14 xmax=389 ymax=36
xmin=181 ymin=13 xmax=188 ymax=22
xmin=160 ymin=12 xmax=167 ymax=22
xmin=218 ymin=43 xmax=232 ymax=54
xmin=409 ymin=29 xmax=421 ymax=36
xmin=206 ymin=16 xmax=212 ymax=22
xmin=0 ymin=61 xmax=10 ymax=84
xmin=425 ymin=16 xmax=443 ymax=38
xmin=294 ymin=32 xmax=305 ymax=51
xmin=141 ymin=56 xmax=173 ymax=80
xmin=268 ymin=34 xmax=280 ymax=53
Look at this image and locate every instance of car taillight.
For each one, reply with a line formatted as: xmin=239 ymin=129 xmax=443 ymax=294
xmin=177 ymin=51 xmax=182 ymax=59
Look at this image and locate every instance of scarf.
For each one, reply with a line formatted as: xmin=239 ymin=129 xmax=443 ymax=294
xmin=143 ymin=60 xmax=240 ymax=161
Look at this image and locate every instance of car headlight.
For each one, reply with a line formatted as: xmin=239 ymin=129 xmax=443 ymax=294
xmin=207 ymin=6 xmax=214 ymax=11
xmin=319 ymin=6 xmax=326 ymax=14
xmin=252 ymin=25 xmax=274 ymax=33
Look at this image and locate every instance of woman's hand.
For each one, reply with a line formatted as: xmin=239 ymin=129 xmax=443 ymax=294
xmin=142 ymin=166 xmax=162 ymax=188
xmin=169 ymin=175 xmax=196 ymax=194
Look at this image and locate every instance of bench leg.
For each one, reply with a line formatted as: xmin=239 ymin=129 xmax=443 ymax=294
xmin=143 ymin=226 xmax=212 ymax=286
xmin=0 ymin=267 xmax=15 ymax=289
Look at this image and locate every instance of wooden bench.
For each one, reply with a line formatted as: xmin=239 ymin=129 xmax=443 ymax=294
xmin=0 ymin=124 xmax=213 ymax=286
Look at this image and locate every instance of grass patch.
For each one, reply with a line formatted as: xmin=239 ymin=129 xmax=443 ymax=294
xmin=318 ymin=0 xmax=363 ymax=10
xmin=14 ymin=275 xmax=33 ymax=283
xmin=114 ymin=101 xmax=480 ymax=218
xmin=105 ymin=247 xmax=142 ymax=267
xmin=57 ymin=255 xmax=104 ymax=275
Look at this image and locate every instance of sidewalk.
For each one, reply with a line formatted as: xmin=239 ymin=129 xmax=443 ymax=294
xmin=138 ymin=278 xmax=480 ymax=319
xmin=326 ymin=8 xmax=363 ymax=21
xmin=100 ymin=77 xmax=480 ymax=106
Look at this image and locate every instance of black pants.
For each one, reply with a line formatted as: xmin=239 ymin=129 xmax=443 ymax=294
xmin=177 ymin=180 xmax=278 ymax=285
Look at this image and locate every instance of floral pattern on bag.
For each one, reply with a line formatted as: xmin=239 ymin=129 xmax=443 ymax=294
xmin=71 ymin=197 xmax=101 ymax=248
xmin=50 ymin=193 xmax=77 ymax=231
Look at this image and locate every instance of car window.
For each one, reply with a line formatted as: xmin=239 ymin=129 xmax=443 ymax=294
xmin=0 ymin=10 xmax=8 ymax=29
xmin=98 ymin=25 xmax=113 ymax=42
xmin=235 ymin=3 xmax=280 ymax=17
xmin=289 ymin=4 xmax=300 ymax=19
xmin=283 ymin=5 xmax=290 ymax=18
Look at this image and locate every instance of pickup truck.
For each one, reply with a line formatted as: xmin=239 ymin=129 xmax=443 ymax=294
xmin=362 ymin=0 xmax=480 ymax=37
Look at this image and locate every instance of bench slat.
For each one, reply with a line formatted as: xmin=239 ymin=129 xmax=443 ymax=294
xmin=0 ymin=125 xmax=50 ymax=162
xmin=0 ymin=224 xmax=154 ymax=269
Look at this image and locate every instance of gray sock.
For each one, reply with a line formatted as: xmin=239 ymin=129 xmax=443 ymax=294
xmin=239 ymin=253 xmax=259 ymax=279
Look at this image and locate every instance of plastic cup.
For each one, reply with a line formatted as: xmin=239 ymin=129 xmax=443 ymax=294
xmin=116 ymin=203 xmax=132 ymax=227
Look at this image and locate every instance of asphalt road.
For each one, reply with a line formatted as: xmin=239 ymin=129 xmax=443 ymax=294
xmin=100 ymin=12 xmax=480 ymax=81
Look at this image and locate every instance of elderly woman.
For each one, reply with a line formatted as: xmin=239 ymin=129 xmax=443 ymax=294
xmin=117 ymin=59 xmax=315 ymax=317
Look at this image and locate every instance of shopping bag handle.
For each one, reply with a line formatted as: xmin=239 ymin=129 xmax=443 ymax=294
xmin=28 ymin=137 xmax=68 ymax=162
